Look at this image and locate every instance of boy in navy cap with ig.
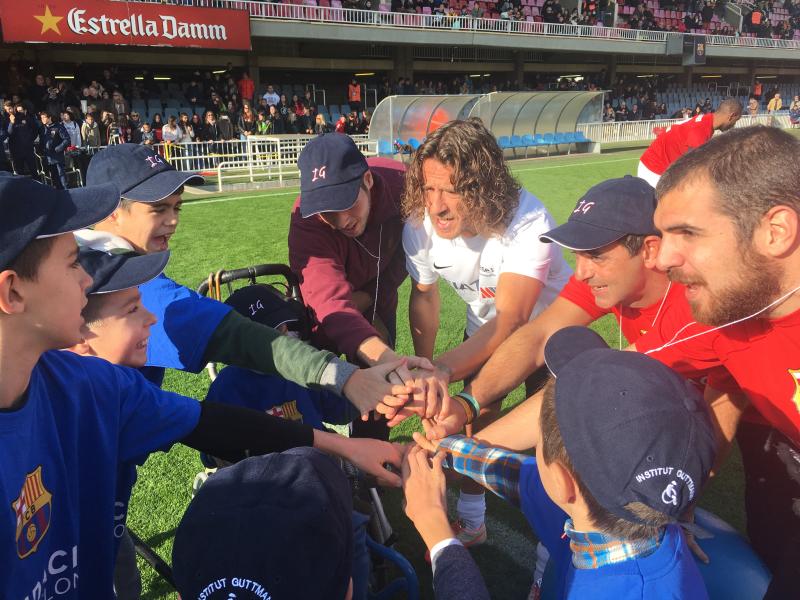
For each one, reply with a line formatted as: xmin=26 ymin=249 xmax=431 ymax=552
xmin=83 ymin=143 xmax=415 ymax=420
xmin=406 ymin=327 xmax=716 ymax=599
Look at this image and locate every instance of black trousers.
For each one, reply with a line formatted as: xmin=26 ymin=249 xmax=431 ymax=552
xmin=737 ymin=420 xmax=800 ymax=598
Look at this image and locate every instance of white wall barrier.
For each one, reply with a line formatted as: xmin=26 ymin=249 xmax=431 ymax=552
xmin=582 ymin=113 xmax=789 ymax=144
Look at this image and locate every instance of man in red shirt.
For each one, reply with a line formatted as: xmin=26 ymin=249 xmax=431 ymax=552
xmin=637 ymin=99 xmax=741 ymax=188
xmin=635 ymin=125 xmax=800 ymax=598
xmin=289 ymin=133 xmax=429 ymax=438
xmin=237 ymin=71 xmax=255 ymax=105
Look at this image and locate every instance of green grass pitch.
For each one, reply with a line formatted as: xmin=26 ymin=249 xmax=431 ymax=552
xmin=129 ymin=146 xmax=745 ymax=599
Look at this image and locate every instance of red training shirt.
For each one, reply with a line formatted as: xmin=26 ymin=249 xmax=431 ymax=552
xmin=560 ymin=275 xmax=737 ymax=390
xmin=636 ymin=299 xmax=800 ymax=445
xmin=639 ymin=113 xmax=715 ymax=175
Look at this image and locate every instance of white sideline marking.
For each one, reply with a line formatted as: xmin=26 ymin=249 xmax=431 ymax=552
xmin=513 ymin=155 xmax=639 ymax=174
xmin=184 ymin=154 xmax=640 ymax=208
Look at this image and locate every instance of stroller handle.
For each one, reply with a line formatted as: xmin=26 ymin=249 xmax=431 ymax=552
xmin=196 ymin=263 xmax=302 ymax=300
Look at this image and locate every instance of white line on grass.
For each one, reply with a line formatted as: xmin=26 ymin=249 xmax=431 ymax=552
xmin=184 ymin=155 xmax=640 ymax=208
xmin=184 ymin=189 xmax=299 ymax=207
xmin=513 ymin=155 xmax=638 ymax=174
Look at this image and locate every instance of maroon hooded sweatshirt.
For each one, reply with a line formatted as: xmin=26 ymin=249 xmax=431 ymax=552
xmin=288 ymin=157 xmax=407 ymax=362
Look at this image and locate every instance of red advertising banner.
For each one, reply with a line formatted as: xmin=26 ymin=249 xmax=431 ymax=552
xmin=0 ymin=0 xmax=252 ymax=50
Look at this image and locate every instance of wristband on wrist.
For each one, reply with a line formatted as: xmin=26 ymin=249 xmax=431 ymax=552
xmin=452 ymin=394 xmax=476 ymax=425
xmin=455 ymin=391 xmax=481 ymax=419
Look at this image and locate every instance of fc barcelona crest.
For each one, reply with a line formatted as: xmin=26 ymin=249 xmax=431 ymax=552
xmin=790 ymin=369 xmax=800 ymax=414
xmin=12 ymin=466 xmax=53 ymax=559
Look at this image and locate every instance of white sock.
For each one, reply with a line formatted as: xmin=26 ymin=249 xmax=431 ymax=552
xmin=456 ymin=491 xmax=486 ymax=531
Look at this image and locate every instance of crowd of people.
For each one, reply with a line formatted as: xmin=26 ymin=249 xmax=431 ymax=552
xmin=744 ymin=0 xmax=800 ymax=38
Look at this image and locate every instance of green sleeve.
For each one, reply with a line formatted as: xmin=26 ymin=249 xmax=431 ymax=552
xmin=202 ymin=310 xmax=336 ymax=388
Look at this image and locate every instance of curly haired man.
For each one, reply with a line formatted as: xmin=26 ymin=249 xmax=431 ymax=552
xmin=399 ymin=118 xmax=572 ymax=548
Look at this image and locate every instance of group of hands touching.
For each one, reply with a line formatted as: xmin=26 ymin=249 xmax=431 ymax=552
xmin=339 ymin=357 xmax=713 ymax=564
xmin=339 ymin=355 xmax=469 ymax=551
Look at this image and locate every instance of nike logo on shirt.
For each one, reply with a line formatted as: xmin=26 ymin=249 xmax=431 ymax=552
xmin=433 ymin=263 xmax=452 ymax=269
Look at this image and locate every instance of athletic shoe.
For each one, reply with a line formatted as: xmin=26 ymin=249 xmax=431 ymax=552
xmin=424 ymin=520 xmax=487 ymax=562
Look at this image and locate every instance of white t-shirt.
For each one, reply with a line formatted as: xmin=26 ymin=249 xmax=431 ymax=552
xmin=403 ymin=189 xmax=572 ymax=336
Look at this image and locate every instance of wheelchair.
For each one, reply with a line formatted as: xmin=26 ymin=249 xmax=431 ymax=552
xmin=132 ymin=263 xmax=419 ymax=600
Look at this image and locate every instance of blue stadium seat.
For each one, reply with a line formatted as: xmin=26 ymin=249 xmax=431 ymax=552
xmin=574 ymin=130 xmax=590 ymax=143
xmin=407 ymin=137 xmax=421 ymax=150
xmin=340 ymin=104 xmax=351 ymax=115
xmin=498 ymin=135 xmax=512 ymax=149
xmin=521 ymin=134 xmax=537 ymax=157
xmin=378 ymin=139 xmax=395 ymax=156
xmin=542 ymin=133 xmax=555 ymax=145
xmin=331 ymin=112 xmax=341 ymax=123
xmin=533 ymin=133 xmax=545 ymax=145
xmin=510 ymin=135 xmax=524 ymax=148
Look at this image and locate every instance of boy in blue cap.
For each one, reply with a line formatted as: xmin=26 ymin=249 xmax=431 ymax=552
xmin=0 ymin=176 xmax=404 ymax=599
xmin=83 ymin=143 xmax=422 ymax=419
xmin=406 ymin=326 xmax=716 ymax=599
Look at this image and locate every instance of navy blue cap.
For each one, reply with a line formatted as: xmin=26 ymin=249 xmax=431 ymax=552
xmin=539 ymin=176 xmax=657 ymax=251
xmin=298 ymin=133 xmax=368 ymax=218
xmin=172 ymin=448 xmax=353 ymax=600
xmin=86 ymin=144 xmax=203 ymax=202
xmin=0 ymin=173 xmax=119 ymax=271
xmin=79 ymin=248 xmax=169 ymax=295
xmin=224 ymin=284 xmax=303 ymax=330
xmin=543 ymin=326 xmax=716 ymax=523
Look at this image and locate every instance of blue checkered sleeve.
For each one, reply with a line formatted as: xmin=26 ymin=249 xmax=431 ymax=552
xmin=438 ymin=435 xmax=527 ymax=507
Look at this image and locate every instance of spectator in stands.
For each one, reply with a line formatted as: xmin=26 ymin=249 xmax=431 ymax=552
xmin=111 ymin=91 xmax=129 ymax=117
xmin=315 ymin=113 xmax=330 ymax=135
xmin=129 ymin=112 xmax=143 ymax=144
xmin=292 ymin=94 xmax=305 ymax=118
xmin=190 ymin=113 xmax=203 ymax=138
xmin=344 ymin=111 xmax=359 ymax=135
xmin=359 ymin=111 xmax=370 ymax=135
xmin=335 ymin=114 xmax=347 ymax=133
xmin=8 ymin=103 xmax=39 ymax=177
xmin=237 ymin=71 xmax=255 ymax=105
xmin=268 ymin=104 xmax=286 ymax=134
xmin=61 ymin=110 xmax=81 ymax=149
xmin=150 ymin=113 xmax=164 ymax=142
xmin=629 ymin=104 xmax=643 ymax=120
xmin=238 ymin=102 xmax=258 ymax=139
xmin=603 ymin=105 xmax=616 ymax=121
xmin=790 ymin=95 xmax=800 ymax=127
xmin=116 ymin=115 xmax=132 ymax=144
xmin=748 ymin=96 xmax=760 ymax=115
xmin=768 ymin=92 xmax=783 ymax=113
xmin=140 ymin=122 xmax=155 ymax=146
xmin=702 ymin=97 xmax=713 ymax=113
xmin=185 ymin=79 xmax=203 ymax=109
xmin=81 ymin=113 xmax=101 ymax=148
xmin=304 ymin=90 xmax=316 ymax=116
xmin=299 ymin=106 xmax=314 ymax=135
xmin=255 ymin=110 xmax=269 ymax=135
xmin=200 ymin=111 xmax=220 ymax=141
xmin=278 ymin=94 xmax=291 ymax=122
xmin=227 ymin=98 xmax=240 ymax=120
xmin=218 ymin=113 xmax=236 ymax=140
xmin=178 ymin=113 xmax=195 ymax=144
xmin=263 ymin=85 xmax=280 ymax=107
xmin=615 ymin=103 xmax=629 ymax=121
xmin=209 ymin=92 xmax=227 ymax=116
xmin=38 ymin=112 xmax=70 ymax=189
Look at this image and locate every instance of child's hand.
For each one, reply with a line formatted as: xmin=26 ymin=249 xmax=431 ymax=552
xmin=401 ymin=446 xmax=453 ymax=550
xmin=342 ymin=437 xmax=403 ymax=488
xmin=412 ymin=430 xmax=441 ymax=453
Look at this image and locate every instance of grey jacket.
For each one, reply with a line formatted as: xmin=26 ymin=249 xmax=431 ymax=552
xmin=432 ymin=544 xmax=491 ymax=600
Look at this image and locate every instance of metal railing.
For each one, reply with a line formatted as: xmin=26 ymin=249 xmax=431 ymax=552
xmin=123 ymin=0 xmax=800 ymax=51
xmin=582 ymin=113 xmax=790 ymax=144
